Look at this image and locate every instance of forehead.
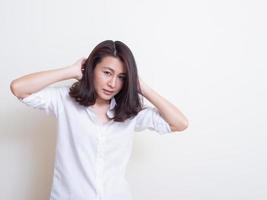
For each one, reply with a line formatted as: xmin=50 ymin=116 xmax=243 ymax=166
xmin=97 ymin=56 xmax=126 ymax=74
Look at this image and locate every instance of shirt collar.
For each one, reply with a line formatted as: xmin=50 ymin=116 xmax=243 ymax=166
xmin=107 ymin=97 xmax=116 ymax=118
xmin=87 ymin=97 xmax=117 ymax=119
xmin=109 ymin=96 xmax=116 ymax=110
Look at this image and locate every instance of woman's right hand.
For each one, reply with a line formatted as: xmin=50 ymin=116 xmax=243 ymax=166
xmin=69 ymin=57 xmax=87 ymax=81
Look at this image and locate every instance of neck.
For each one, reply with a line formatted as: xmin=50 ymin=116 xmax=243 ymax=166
xmin=94 ymin=98 xmax=110 ymax=107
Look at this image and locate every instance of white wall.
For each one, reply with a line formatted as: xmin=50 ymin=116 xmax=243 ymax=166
xmin=1 ymin=0 xmax=267 ymax=199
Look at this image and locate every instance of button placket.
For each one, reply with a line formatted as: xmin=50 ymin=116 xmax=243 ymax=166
xmin=96 ymin=123 xmax=106 ymax=198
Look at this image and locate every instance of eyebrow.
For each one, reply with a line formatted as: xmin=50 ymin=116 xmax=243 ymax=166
xmin=102 ymin=66 xmax=126 ymax=75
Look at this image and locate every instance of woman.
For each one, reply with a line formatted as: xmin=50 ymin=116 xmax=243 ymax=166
xmin=10 ymin=40 xmax=188 ymax=200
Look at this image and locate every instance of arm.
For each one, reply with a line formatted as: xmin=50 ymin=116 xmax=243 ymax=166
xmin=139 ymin=78 xmax=189 ymax=132
xmin=10 ymin=58 xmax=86 ymax=99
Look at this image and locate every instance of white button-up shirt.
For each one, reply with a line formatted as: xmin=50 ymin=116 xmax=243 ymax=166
xmin=18 ymin=85 xmax=172 ymax=200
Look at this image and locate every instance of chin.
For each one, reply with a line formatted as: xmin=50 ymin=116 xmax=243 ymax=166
xmin=98 ymin=94 xmax=113 ymax=101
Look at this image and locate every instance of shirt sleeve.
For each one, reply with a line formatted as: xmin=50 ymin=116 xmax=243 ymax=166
xmin=18 ymin=86 xmax=64 ymax=118
xmin=134 ymin=106 xmax=172 ymax=134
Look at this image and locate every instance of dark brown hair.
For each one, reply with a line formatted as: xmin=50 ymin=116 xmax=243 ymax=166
xmin=69 ymin=40 xmax=144 ymax=122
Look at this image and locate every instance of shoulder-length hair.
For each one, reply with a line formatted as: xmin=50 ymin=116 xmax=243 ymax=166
xmin=69 ymin=40 xmax=144 ymax=122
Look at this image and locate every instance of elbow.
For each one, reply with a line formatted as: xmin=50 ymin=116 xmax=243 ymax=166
xmin=10 ymin=80 xmax=26 ymax=98
xmin=178 ymin=120 xmax=189 ymax=131
xmin=171 ymin=119 xmax=189 ymax=132
xmin=10 ymin=80 xmax=17 ymax=96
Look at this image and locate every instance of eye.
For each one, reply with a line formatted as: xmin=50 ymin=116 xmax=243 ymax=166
xmin=103 ymin=71 xmax=111 ymax=76
xmin=119 ymin=76 xmax=126 ymax=81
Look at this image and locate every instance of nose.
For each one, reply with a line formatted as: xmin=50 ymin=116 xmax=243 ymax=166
xmin=108 ymin=76 xmax=116 ymax=88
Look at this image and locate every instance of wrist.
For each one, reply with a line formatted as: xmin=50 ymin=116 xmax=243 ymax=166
xmin=140 ymin=83 xmax=152 ymax=97
xmin=61 ymin=65 xmax=78 ymax=80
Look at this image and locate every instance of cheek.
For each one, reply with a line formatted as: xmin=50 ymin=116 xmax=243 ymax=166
xmin=94 ymin=73 xmax=105 ymax=85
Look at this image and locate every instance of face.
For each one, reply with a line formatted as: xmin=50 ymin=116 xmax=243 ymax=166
xmin=93 ymin=56 xmax=126 ymax=103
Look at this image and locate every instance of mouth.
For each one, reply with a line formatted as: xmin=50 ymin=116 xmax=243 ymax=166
xmin=103 ymin=89 xmax=114 ymax=95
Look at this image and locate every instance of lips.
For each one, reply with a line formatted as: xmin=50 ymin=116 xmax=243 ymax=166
xmin=103 ymin=89 xmax=114 ymax=95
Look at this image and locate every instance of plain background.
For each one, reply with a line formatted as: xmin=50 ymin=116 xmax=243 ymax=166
xmin=1 ymin=0 xmax=267 ymax=199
